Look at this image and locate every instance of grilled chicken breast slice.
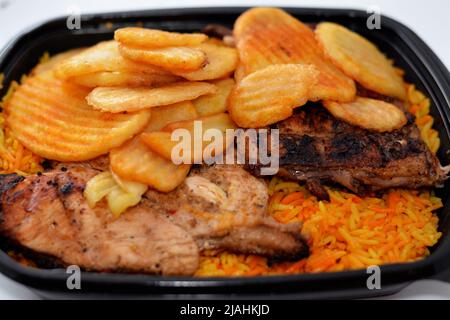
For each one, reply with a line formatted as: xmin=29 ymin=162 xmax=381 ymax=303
xmin=144 ymin=165 xmax=307 ymax=259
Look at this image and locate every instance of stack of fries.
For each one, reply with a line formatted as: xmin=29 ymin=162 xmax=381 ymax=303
xmin=3 ymin=7 xmax=410 ymax=216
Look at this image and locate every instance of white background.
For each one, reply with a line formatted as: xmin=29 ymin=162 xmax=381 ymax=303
xmin=0 ymin=0 xmax=450 ymax=300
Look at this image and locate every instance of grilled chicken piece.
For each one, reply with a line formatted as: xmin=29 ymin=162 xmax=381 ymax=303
xmin=0 ymin=167 xmax=199 ymax=275
xmin=143 ymin=165 xmax=307 ymax=259
xmin=0 ymin=165 xmax=307 ymax=275
xmin=248 ymin=104 xmax=449 ymax=197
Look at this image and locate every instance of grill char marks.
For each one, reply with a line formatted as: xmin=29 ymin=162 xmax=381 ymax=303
xmin=277 ymin=109 xmax=424 ymax=168
xmin=279 ymin=135 xmax=320 ymax=166
xmin=250 ymin=104 xmax=448 ymax=196
xmin=0 ymin=174 xmax=25 ymax=224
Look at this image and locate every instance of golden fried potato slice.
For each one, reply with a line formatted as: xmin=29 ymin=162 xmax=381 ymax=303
xmin=115 ymin=27 xmax=207 ymax=48
xmin=234 ymin=7 xmax=356 ymax=102
xmin=228 ymin=64 xmax=319 ymax=128
xmin=72 ymin=71 xmax=180 ymax=88
xmin=315 ymin=22 xmax=406 ymax=100
xmin=206 ymin=38 xmax=229 ymax=47
xmin=172 ymin=43 xmax=238 ymax=81
xmin=192 ymin=78 xmax=235 ymax=116
xmin=54 ymin=41 xmax=170 ymax=80
xmin=110 ymin=100 xmax=199 ymax=192
xmin=86 ymin=81 xmax=217 ymax=113
xmin=110 ymin=136 xmax=191 ymax=192
xmin=322 ymin=97 xmax=407 ymax=132
xmin=234 ymin=64 xmax=246 ymax=83
xmin=4 ymin=71 xmax=151 ymax=161
xmin=140 ymin=132 xmax=178 ymax=161
xmin=162 ymin=112 xmax=236 ymax=132
xmin=31 ymin=48 xmax=86 ymax=75
xmin=141 ymin=113 xmax=237 ymax=163
xmin=119 ymin=44 xmax=207 ymax=71
xmin=144 ymin=101 xmax=198 ymax=132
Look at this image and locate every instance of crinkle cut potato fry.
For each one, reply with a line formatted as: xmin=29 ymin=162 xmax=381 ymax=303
xmin=86 ymin=81 xmax=217 ymax=113
xmin=315 ymin=22 xmax=407 ymax=100
xmin=322 ymin=97 xmax=407 ymax=132
xmin=54 ymin=41 xmax=172 ymax=80
xmin=110 ymin=101 xmax=199 ymax=192
xmin=4 ymin=71 xmax=151 ymax=161
xmin=234 ymin=63 xmax=247 ymax=83
xmin=233 ymin=7 xmax=356 ymax=102
xmin=115 ymin=27 xmax=208 ymax=48
xmin=207 ymin=37 xmax=232 ymax=48
xmin=144 ymin=101 xmax=198 ymax=132
xmin=110 ymin=135 xmax=191 ymax=193
xmin=72 ymin=71 xmax=180 ymax=88
xmin=141 ymin=113 xmax=237 ymax=163
xmin=193 ymin=78 xmax=235 ymax=116
xmin=162 ymin=112 xmax=237 ymax=133
xmin=171 ymin=43 xmax=239 ymax=81
xmin=140 ymin=132 xmax=178 ymax=162
xmin=228 ymin=64 xmax=319 ymax=128
xmin=119 ymin=44 xmax=207 ymax=71
xmin=140 ymin=131 xmax=228 ymax=164
xmin=31 ymin=48 xmax=86 ymax=76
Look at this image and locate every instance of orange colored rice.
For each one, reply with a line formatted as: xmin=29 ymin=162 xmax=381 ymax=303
xmin=195 ymin=84 xmax=443 ymax=276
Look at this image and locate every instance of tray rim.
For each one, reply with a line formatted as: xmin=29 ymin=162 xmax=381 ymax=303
xmin=1 ymin=6 xmax=450 ymax=298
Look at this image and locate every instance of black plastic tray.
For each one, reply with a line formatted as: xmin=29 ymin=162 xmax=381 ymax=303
xmin=1 ymin=7 xmax=450 ymax=299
